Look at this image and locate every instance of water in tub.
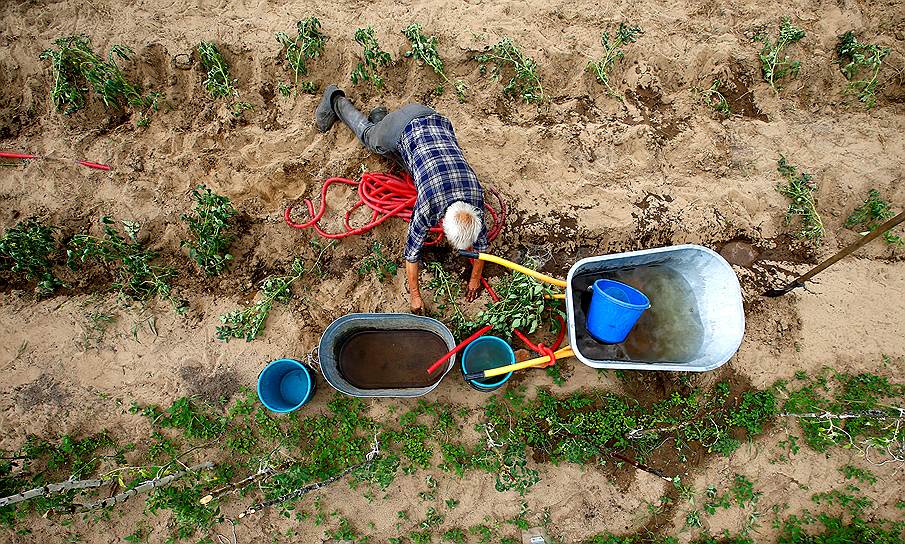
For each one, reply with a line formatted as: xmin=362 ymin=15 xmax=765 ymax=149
xmin=572 ymin=265 xmax=705 ymax=362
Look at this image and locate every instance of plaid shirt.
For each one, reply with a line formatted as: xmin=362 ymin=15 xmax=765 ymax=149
xmin=398 ymin=114 xmax=489 ymax=262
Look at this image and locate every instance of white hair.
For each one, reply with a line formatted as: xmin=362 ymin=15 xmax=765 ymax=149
xmin=443 ymin=201 xmax=483 ymax=250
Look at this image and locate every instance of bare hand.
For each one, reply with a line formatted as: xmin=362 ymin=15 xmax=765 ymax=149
xmin=410 ymin=294 xmax=425 ymax=315
xmin=466 ymin=278 xmax=482 ymax=302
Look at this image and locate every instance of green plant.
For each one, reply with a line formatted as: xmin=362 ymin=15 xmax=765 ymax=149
xmin=216 ymin=259 xmax=305 ymax=341
xmin=0 ymin=218 xmax=63 ymax=295
xmin=476 ymin=38 xmax=544 ymax=103
xmin=276 ymin=17 xmax=327 ymax=96
xmin=454 ymin=79 xmax=467 ymax=102
xmin=351 ymin=27 xmax=391 ymax=89
xmin=586 ymin=23 xmax=643 ymax=99
xmin=836 ymin=31 xmax=890 ymax=109
xmin=775 ymin=156 xmax=824 ymax=241
xmin=358 ymin=241 xmax=398 ymax=281
xmin=229 ymin=101 xmax=254 ymax=117
xmin=68 ymin=217 xmax=187 ymax=312
xmin=443 ymin=528 xmax=466 ymax=543
xmin=730 ymin=475 xmax=760 ymax=508
xmin=755 ymin=17 xmax=806 ymax=93
xmin=844 ymin=189 xmax=901 ymax=245
xmin=402 ymin=23 xmax=445 ymax=78
xmin=840 ymin=465 xmax=877 ymax=485
xmin=181 ymin=185 xmax=238 ymax=276
xmin=471 ymin=263 xmax=564 ymax=337
xmin=39 ymin=35 xmax=157 ymax=115
xmin=198 ymin=42 xmax=238 ymax=99
xmin=699 ymin=79 xmax=731 ymax=117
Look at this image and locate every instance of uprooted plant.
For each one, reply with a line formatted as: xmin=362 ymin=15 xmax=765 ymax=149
xmin=844 ymin=189 xmax=902 ymax=245
xmin=0 ymin=218 xmax=64 ymax=296
xmin=425 ymin=261 xmax=469 ymax=334
xmin=836 ymin=31 xmax=890 ymax=109
xmin=39 ymin=35 xmax=160 ymax=119
xmin=275 ymin=17 xmax=327 ymax=96
xmin=476 ymin=38 xmax=544 ymax=104
xmin=216 ymin=259 xmax=305 ymax=341
xmin=181 ymin=185 xmax=238 ymax=276
xmin=755 ymin=17 xmax=806 ymax=93
xmin=67 ymin=217 xmax=187 ymax=313
xmin=470 ymin=264 xmax=563 ymax=338
xmin=775 ymin=156 xmax=824 ymax=241
xmin=698 ymin=79 xmax=731 ymax=117
xmin=586 ymin=22 xmax=643 ymax=99
xmin=351 ymin=27 xmax=392 ymax=90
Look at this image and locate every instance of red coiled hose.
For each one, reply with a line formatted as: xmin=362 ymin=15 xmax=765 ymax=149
xmin=284 ymin=171 xmax=506 ymax=244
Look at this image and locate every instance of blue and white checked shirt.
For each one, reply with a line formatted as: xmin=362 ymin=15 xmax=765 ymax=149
xmin=398 ymin=114 xmax=489 ymax=262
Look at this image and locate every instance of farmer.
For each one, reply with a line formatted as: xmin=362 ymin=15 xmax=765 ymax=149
xmin=315 ymin=85 xmax=488 ymax=314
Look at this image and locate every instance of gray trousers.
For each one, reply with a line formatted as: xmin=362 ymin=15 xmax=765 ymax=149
xmin=333 ymin=98 xmax=434 ymax=157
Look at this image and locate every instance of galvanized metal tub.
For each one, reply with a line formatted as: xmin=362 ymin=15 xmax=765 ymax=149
xmin=318 ymin=313 xmax=457 ymax=398
xmin=565 ymin=244 xmax=744 ymax=372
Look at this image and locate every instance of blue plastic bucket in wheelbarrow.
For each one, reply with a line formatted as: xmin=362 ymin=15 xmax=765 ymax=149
xmin=587 ymin=279 xmax=650 ymax=344
xmin=257 ymin=359 xmax=314 ymax=413
xmin=461 ymin=336 xmax=515 ymax=392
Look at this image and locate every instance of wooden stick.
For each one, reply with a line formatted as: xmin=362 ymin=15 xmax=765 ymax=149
xmin=764 ymin=210 xmax=905 ymax=296
xmin=72 ymin=462 xmax=213 ymax=512
xmin=200 ymin=462 xmax=293 ymax=505
xmin=0 ymin=477 xmax=115 ymax=508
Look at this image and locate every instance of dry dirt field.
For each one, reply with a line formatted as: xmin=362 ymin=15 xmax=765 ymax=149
xmin=1 ymin=0 xmax=904 ymax=543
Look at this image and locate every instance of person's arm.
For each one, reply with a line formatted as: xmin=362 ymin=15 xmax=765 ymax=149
xmin=466 ymin=258 xmax=484 ymax=302
xmin=406 ymin=261 xmax=424 ymax=314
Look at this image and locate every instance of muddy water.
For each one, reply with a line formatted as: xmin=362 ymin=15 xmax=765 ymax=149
xmin=338 ymin=330 xmax=449 ymax=389
xmin=571 ymin=265 xmax=705 ymax=363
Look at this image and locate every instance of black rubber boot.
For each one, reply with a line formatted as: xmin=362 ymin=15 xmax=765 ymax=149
xmin=368 ymin=106 xmax=388 ymax=123
xmin=315 ymin=84 xmax=345 ymax=133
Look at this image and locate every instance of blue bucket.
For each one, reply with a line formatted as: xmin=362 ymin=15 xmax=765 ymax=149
xmin=257 ymin=359 xmax=314 ymax=413
xmin=587 ymin=279 xmax=650 ymax=344
xmin=461 ymin=336 xmax=515 ymax=391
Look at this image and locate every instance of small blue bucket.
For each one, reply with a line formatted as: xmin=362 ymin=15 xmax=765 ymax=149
xmin=461 ymin=336 xmax=515 ymax=392
xmin=257 ymin=359 xmax=314 ymax=413
xmin=587 ymin=279 xmax=651 ymax=344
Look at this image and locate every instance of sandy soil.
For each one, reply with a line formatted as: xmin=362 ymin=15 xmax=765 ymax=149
xmin=1 ymin=0 xmax=904 ymax=542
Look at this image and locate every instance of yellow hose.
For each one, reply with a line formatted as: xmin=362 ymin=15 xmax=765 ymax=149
xmin=476 ymin=253 xmax=568 ymax=288
xmin=480 ymin=347 xmax=575 ymax=378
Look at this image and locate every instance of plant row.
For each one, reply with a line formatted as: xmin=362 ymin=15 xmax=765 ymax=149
xmin=0 ymin=368 xmax=901 ymax=542
xmin=37 ymin=17 xmax=893 ymax=127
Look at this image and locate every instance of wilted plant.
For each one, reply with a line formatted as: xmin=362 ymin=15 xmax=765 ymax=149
xmin=276 ymin=17 xmax=327 ymax=96
xmin=351 ymin=27 xmax=392 ymax=90
xmin=0 ymin=218 xmax=64 ymax=295
xmin=586 ymin=23 xmax=642 ymax=99
xmin=68 ymin=217 xmax=187 ymax=312
xmin=775 ymin=156 xmax=824 ymax=241
xmin=755 ymin=17 xmax=806 ymax=93
xmin=198 ymin=42 xmax=238 ymax=99
xmin=836 ymin=31 xmax=890 ymax=109
xmin=181 ymin=185 xmax=238 ymax=276
xmin=845 ymin=189 xmax=901 ymax=245
xmin=216 ymin=259 xmax=305 ymax=342
xmin=699 ymin=79 xmax=731 ymax=117
xmin=476 ymin=38 xmax=544 ymax=104
xmin=39 ymin=35 xmax=157 ymax=115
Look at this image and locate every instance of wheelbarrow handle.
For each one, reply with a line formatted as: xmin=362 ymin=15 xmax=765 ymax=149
xmin=458 ymin=250 xmax=568 ymax=288
xmin=465 ymin=347 xmax=575 ymax=380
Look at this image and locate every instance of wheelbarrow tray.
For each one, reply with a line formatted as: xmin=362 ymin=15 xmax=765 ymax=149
xmin=319 ymin=313 xmax=457 ymax=397
xmin=564 ymin=244 xmax=744 ymax=372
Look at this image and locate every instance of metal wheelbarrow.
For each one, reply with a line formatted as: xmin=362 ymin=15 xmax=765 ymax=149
xmin=462 ymin=244 xmax=745 ymax=373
